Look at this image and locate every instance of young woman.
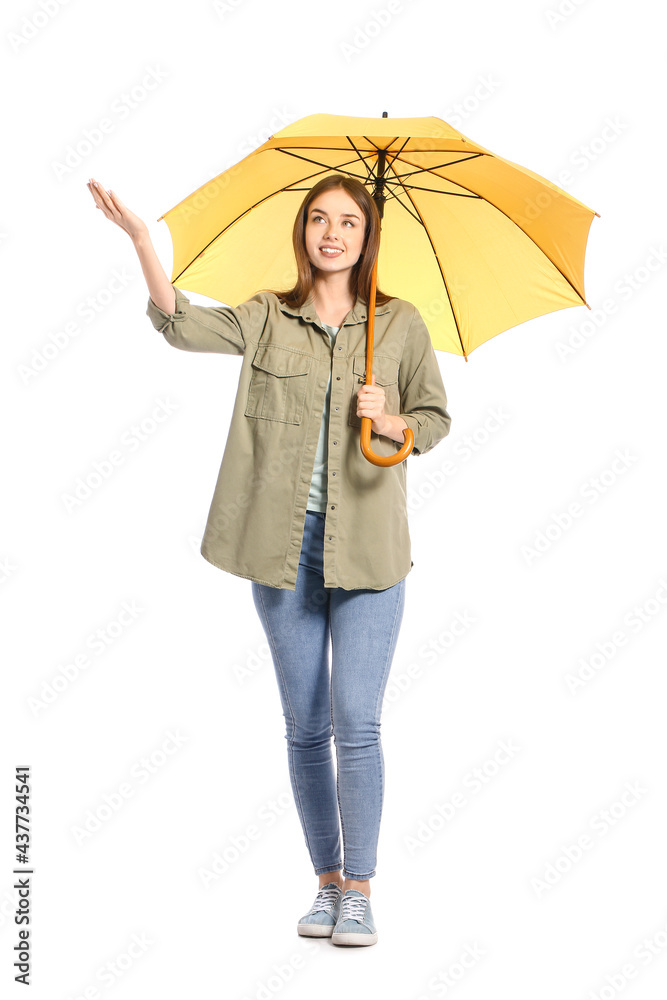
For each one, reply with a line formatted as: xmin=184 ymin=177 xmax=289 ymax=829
xmin=87 ymin=173 xmax=452 ymax=946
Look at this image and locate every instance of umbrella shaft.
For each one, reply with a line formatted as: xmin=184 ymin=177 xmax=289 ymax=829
xmin=373 ymin=148 xmax=387 ymax=219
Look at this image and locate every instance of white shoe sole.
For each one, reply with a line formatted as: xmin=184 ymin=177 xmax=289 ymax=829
xmin=297 ymin=922 xmax=335 ymax=937
xmin=331 ymin=929 xmax=378 ymax=946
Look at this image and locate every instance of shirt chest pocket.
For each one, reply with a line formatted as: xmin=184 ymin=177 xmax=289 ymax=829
xmin=245 ymin=344 xmax=313 ymax=424
xmin=348 ymin=354 xmax=401 ymax=429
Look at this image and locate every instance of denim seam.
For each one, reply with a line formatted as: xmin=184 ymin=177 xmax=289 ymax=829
xmin=330 ymin=593 xmax=347 ymax=877
xmin=254 ymin=583 xmax=316 ymax=866
xmin=355 ymin=579 xmax=405 ymax=881
xmin=323 ymin=585 xmax=342 ymax=872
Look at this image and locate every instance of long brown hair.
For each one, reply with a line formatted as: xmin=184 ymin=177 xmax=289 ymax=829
xmin=260 ymin=174 xmax=394 ymax=308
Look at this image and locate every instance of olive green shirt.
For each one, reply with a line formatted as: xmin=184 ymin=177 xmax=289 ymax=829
xmin=146 ymin=286 xmax=452 ymax=590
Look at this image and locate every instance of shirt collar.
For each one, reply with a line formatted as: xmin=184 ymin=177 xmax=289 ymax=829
xmin=275 ymin=290 xmax=392 ymax=326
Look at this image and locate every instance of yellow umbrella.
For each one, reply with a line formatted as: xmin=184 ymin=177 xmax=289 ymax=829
xmin=157 ymin=112 xmax=599 ymax=466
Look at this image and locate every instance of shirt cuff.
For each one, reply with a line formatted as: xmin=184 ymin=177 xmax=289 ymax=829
xmin=399 ymin=411 xmax=450 ymax=457
xmin=146 ymin=286 xmax=188 ymax=333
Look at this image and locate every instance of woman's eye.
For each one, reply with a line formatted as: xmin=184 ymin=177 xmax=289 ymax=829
xmin=311 ymin=215 xmax=354 ymax=226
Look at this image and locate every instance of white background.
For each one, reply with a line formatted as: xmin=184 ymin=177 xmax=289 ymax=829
xmin=3 ymin=0 xmax=667 ymax=997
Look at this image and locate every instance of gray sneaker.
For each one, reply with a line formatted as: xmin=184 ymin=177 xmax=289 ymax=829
xmin=331 ymin=889 xmax=378 ymax=946
xmin=297 ymin=882 xmax=343 ymax=937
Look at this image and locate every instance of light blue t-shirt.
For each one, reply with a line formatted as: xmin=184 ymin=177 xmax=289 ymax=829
xmin=307 ymin=322 xmax=340 ymax=512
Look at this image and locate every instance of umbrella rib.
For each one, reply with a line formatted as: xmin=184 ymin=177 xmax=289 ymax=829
xmin=170 ymin=156 xmax=379 ymax=282
xmin=393 ymin=154 xmax=588 ymax=304
xmin=271 ymin=141 xmax=430 ymax=242
xmin=348 ymin=136 xmax=471 ymax=222
xmin=344 ymin=137 xmax=478 ymax=193
xmin=345 ymin=136 xmax=377 ymax=183
xmin=378 ymin=152 xmax=486 ymax=198
xmin=347 ymin=144 xmax=485 ymax=200
xmin=385 ymin=159 xmax=466 ymax=357
xmin=275 ymin=144 xmax=481 ymax=155
xmin=394 ymin=152 xmax=484 ymax=176
xmin=354 ymin=134 xmax=412 ymax=162
xmin=386 ymin=180 xmax=481 ymax=199
xmin=171 ymin=147 xmax=410 ymax=281
xmin=375 ymin=184 xmax=425 ymax=224
xmin=170 ymin=140 xmax=586 ymax=318
xmin=274 ymin=146 xmax=378 ymax=178
xmin=171 ymin=147 xmax=479 ymax=280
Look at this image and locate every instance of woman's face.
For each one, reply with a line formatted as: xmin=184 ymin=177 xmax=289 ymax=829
xmin=304 ymin=187 xmax=367 ymax=278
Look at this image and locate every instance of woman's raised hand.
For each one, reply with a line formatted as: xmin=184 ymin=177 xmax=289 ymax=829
xmin=87 ymin=178 xmax=148 ymax=243
xmin=87 ymin=177 xmax=175 ymax=314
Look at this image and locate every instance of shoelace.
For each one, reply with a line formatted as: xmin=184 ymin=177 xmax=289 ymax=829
xmin=306 ymin=884 xmax=341 ymax=915
xmin=340 ymin=893 xmax=368 ymax=922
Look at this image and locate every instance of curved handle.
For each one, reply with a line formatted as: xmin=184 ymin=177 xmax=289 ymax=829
xmin=360 ymin=415 xmax=414 ymax=466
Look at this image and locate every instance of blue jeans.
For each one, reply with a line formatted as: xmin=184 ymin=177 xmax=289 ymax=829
xmin=251 ymin=510 xmax=406 ymax=880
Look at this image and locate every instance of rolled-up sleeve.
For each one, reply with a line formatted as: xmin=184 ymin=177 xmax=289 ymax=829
xmin=146 ymin=286 xmax=267 ymax=356
xmin=398 ymin=306 xmax=452 ymax=456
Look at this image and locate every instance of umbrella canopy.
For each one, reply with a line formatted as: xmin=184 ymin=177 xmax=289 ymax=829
xmin=157 ymin=112 xmax=599 ymax=359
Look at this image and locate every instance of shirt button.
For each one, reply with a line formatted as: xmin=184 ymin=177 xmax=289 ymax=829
xmin=336 ymin=376 xmax=341 ymax=380
xmin=332 ymin=472 xmax=336 ymax=476
xmin=332 ymin=440 xmax=338 ymax=445
xmin=319 ymin=381 xmax=326 ymax=388
xmin=328 ymin=536 xmax=332 ymax=541
xmin=337 ymin=346 xmax=342 ymax=351
xmin=334 ymin=406 xmax=339 ymax=411
xmin=330 ymin=505 xmax=335 ymax=510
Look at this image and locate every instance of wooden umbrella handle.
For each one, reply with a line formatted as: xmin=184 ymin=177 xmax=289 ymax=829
xmin=360 ymin=255 xmax=414 ymax=467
